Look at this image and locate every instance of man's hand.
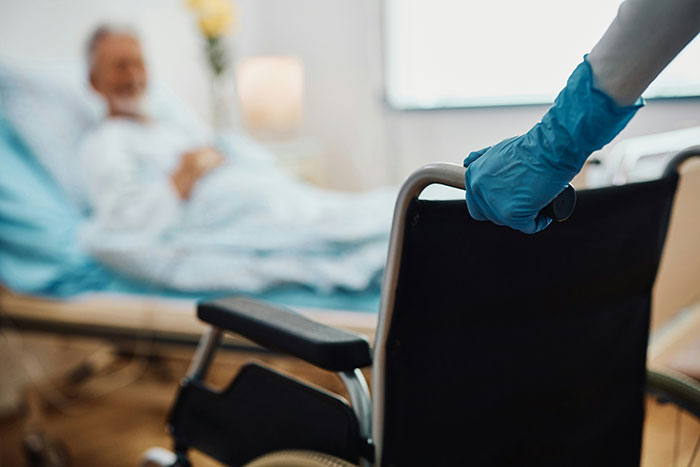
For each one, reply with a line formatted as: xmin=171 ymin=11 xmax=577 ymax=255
xmin=170 ymin=147 xmax=224 ymax=200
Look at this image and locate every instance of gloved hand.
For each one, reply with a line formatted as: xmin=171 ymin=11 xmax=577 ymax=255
xmin=463 ymin=57 xmax=643 ymax=234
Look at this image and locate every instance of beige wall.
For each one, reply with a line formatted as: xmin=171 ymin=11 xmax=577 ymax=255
xmin=653 ymin=161 xmax=700 ymax=330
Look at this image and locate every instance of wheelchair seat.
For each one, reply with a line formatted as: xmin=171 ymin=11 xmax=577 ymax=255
xmin=146 ymin=149 xmax=700 ymax=467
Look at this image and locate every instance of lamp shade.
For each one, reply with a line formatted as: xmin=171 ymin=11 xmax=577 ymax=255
xmin=236 ymin=55 xmax=304 ymax=138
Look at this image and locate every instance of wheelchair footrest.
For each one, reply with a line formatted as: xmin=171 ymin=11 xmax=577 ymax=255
xmin=168 ymin=363 xmax=362 ymax=467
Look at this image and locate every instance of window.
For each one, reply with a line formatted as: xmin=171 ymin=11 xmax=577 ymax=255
xmin=384 ymin=0 xmax=700 ymax=109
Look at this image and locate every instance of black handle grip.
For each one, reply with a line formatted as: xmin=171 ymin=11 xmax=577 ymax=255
xmin=541 ymin=184 xmax=576 ymax=222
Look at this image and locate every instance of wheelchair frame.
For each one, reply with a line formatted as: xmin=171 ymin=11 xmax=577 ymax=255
xmin=153 ymin=149 xmax=700 ymax=467
xmin=178 ymin=163 xmax=466 ymax=466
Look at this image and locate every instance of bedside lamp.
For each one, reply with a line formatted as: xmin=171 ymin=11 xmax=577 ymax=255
xmin=235 ymin=55 xmax=304 ymax=139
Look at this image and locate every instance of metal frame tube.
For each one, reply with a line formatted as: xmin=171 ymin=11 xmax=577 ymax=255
xmin=371 ymin=163 xmax=467 ymax=464
xmin=186 ymin=326 xmax=223 ymax=381
xmin=339 ymin=369 xmax=372 ymax=466
xmin=663 ymin=145 xmax=700 ymax=177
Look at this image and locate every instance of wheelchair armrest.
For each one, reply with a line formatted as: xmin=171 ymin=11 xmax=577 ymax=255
xmin=197 ymin=296 xmax=372 ymax=372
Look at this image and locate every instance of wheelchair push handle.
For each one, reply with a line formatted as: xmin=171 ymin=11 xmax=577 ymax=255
xmin=540 ymin=184 xmax=576 ymax=222
xmin=403 ymin=163 xmax=576 ymax=223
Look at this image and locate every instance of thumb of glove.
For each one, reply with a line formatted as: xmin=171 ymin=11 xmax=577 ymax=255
xmin=463 ymin=146 xmax=491 ymax=167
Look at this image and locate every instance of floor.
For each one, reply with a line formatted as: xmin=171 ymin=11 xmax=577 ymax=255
xmin=0 ymin=338 xmax=354 ymax=467
xmin=0 ymin=338 xmax=698 ymax=467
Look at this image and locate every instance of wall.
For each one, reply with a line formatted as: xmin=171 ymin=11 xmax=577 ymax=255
xmin=2 ymin=0 xmax=699 ymax=190
xmin=239 ymin=0 xmax=700 ymax=189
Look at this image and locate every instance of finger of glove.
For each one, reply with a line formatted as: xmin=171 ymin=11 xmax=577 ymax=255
xmin=464 ymin=190 xmax=488 ymax=221
xmin=517 ymin=212 xmax=553 ymax=234
xmin=463 ymin=146 xmax=491 ymax=167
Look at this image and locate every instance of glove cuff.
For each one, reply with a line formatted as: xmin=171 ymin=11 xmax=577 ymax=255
xmin=535 ymin=56 xmax=643 ymax=175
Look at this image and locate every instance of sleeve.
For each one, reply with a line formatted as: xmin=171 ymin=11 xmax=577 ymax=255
xmin=588 ymin=0 xmax=700 ymax=106
xmin=79 ymin=127 xmax=182 ymax=232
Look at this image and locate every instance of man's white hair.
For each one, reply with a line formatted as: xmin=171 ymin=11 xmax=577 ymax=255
xmin=86 ymin=23 xmax=139 ymax=73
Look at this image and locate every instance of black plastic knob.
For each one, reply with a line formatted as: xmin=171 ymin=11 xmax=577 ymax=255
xmin=541 ymin=184 xmax=576 ymax=222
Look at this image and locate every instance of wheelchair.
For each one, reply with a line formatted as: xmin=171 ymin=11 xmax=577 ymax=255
xmin=143 ymin=149 xmax=700 ymax=467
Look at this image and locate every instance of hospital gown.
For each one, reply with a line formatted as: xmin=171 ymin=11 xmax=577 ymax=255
xmin=78 ymin=116 xmax=394 ymax=293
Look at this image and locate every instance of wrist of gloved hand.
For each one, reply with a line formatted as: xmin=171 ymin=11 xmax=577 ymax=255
xmin=463 ymin=56 xmax=643 ymax=234
xmin=537 ymin=56 xmax=644 ymax=174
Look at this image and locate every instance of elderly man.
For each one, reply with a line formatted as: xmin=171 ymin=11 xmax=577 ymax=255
xmin=79 ymin=25 xmax=393 ymax=293
xmin=82 ymin=25 xmax=227 ymax=230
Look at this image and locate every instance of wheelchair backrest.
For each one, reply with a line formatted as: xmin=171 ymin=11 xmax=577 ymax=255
xmin=377 ymin=174 xmax=679 ymax=466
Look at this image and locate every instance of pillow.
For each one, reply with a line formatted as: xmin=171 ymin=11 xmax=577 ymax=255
xmin=0 ymin=62 xmax=98 ymax=211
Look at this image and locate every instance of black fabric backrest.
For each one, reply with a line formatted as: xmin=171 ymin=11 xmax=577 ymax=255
xmin=381 ymin=175 xmax=678 ymax=467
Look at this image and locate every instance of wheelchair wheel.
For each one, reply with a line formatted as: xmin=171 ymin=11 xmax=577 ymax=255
xmin=22 ymin=431 xmax=70 ymax=467
xmin=645 ymin=369 xmax=700 ymax=466
xmin=243 ymin=450 xmax=357 ymax=467
xmin=139 ymin=447 xmax=179 ymax=467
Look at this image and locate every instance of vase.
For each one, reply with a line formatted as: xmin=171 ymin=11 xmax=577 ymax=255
xmin=210 ymin=71 xmax=240 ymax=131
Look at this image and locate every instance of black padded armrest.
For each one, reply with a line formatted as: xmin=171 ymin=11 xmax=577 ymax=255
xmin=197 ymin=296 xmax=372 ymax=372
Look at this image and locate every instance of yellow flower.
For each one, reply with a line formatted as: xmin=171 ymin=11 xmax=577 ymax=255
xmin=189 ymin=0 xmax=236 ymax=38
xmin=186 ymin=0 xmax=211 ymax=11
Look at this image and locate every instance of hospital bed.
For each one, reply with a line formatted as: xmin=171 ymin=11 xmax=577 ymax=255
xmin=0 ymin=60 xmax=383 ymax=348
xmin=141 ymin=156 xmax=700 ymax=467
xmin=0 ymin=61 xmax=386 ymax=465
xmin=0 ymin=289 xmax=378 ymax=349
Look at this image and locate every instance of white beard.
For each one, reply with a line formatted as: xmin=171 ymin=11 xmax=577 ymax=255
xmin=111 ymin=96 xmax=145 ymax=117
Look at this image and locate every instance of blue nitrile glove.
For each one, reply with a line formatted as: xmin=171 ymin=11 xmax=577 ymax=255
xmin=463 ymin=57 xmax=643 ymax=234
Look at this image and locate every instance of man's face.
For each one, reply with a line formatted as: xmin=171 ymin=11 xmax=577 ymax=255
xmin=89 ymin=34 xmax=147 ymax=116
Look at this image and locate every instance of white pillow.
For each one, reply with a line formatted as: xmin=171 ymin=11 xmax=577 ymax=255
xmin=0 ymin=62 xmax=99 ymax=211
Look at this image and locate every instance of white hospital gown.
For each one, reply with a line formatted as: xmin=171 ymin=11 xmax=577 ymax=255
xmin=78 ymin=117 xmax=394 ymax=293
